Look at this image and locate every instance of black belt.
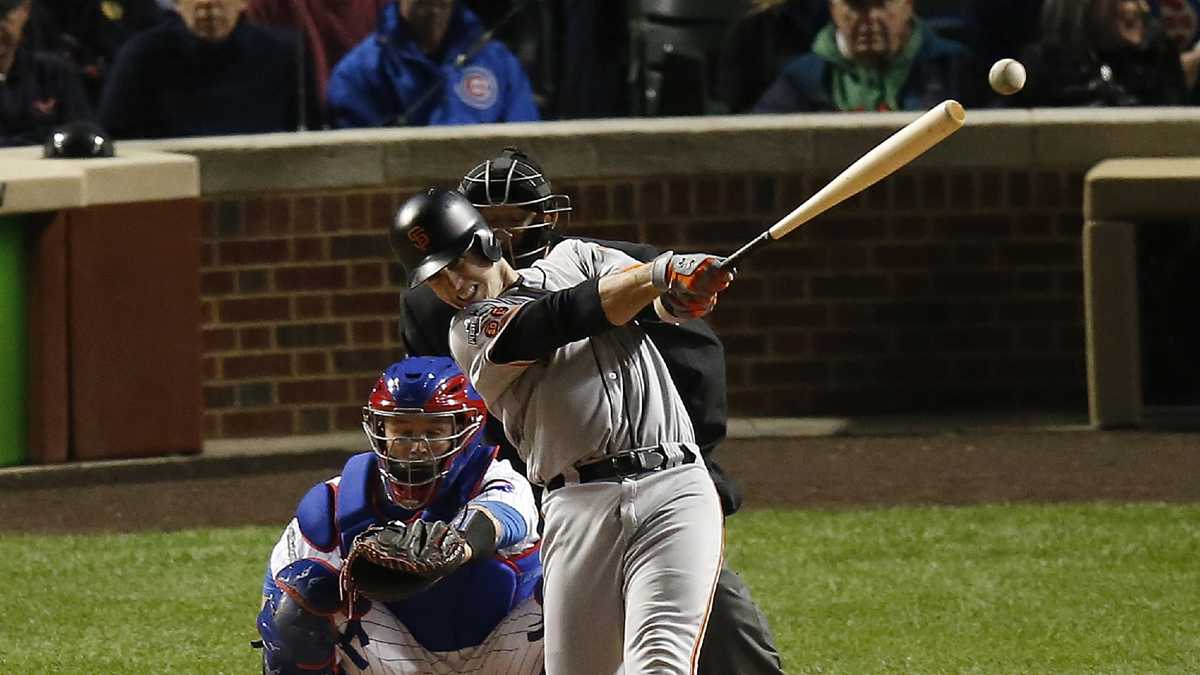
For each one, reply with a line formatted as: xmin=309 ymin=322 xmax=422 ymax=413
xmin=545 ymin=445 xmax=697 ymax=492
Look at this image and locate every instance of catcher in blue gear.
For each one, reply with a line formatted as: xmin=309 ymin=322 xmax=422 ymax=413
xmin=255 ymin=356 xmax=543 ymax=675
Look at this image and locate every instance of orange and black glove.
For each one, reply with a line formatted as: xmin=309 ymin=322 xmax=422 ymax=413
xmin=650 ymin=251 xmax=735 ymax=320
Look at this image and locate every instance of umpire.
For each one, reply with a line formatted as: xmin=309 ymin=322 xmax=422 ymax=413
xmin=397 ymin=147 xmax=783 ymax=674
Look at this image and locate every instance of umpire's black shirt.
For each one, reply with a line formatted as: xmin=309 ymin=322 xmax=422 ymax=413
xmin=400 ymin=236 xmax=744 ymax=516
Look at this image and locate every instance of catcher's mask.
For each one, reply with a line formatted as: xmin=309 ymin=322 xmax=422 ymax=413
xmin=362 ymin=357 xmax=486 ymax=509
xmin=458 ymin=147 xmax=571 ymax=266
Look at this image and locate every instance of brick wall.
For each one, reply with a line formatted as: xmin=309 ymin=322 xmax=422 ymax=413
xmin=200 ymin=167 xmax=1086 ymax=438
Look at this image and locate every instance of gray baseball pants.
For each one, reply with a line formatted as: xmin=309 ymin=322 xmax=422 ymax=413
xmin=540 ymin=462 xmax=724 ymax=675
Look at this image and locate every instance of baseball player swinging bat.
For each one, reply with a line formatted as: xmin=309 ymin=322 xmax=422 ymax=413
xmin=721 ymin=99 xmax=966 ymax=268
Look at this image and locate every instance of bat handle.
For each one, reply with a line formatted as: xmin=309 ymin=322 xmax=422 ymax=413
xmin=719 ymin=232 xmax=772 ymax=270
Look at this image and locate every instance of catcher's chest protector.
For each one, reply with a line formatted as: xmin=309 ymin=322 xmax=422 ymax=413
xmin=302 ymin=452 xmax=541 ymax=653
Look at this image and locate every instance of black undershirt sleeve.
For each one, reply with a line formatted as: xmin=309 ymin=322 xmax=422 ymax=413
xmin=489 ymin=278 xmax=614 ymax=364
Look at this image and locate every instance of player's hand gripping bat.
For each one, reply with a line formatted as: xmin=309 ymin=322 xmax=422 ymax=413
xmin=720 ymin=100 xmax=967 ymax=269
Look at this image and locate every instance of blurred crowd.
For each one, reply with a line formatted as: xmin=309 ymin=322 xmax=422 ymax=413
xmin=2 ymin=0 xmax=1199 ymax=146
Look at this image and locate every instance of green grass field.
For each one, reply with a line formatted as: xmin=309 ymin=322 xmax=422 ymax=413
xmin=1 ymin=503 xmax=1197 ymax=674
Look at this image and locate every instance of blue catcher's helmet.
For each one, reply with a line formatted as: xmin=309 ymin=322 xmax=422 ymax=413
xmin=362 ymin=357 xmax=487 ymax=509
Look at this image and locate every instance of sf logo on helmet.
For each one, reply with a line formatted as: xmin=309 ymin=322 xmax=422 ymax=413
xmin=408 ymin=226 xmax=431 ymax=252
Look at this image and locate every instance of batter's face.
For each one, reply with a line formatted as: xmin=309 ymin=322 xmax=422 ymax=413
xmin=178 ymin=0 xmax=246 ymax=42
xmin=426 ymin=250 xmax=506 ymax=310
xmin=830 ymin=0 xmax=913 ymax=63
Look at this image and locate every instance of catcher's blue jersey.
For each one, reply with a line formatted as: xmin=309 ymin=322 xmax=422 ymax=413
xmin=267 ymin=449 xmax=542 ymax=653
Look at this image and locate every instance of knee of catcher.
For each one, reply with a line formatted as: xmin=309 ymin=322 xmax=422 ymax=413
xmin=256 ymin=559 xmax=341 ymax=674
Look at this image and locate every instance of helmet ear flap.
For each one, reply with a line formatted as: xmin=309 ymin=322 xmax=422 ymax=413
xmin=475 ymin=228 xmax=502 ymax=263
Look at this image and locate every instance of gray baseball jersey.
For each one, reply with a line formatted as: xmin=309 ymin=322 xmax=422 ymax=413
xmin=448 ymin=239 xmax=696 ymax=485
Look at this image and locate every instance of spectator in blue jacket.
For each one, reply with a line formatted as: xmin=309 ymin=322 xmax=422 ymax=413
xmin=328 ymin=0 xmax=539 ymax=128
xmin=754 ymin=0 xmax=977 ymax=113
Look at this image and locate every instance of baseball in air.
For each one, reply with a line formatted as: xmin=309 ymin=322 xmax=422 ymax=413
xmin=988 ymin=58 xmax=1027 ymax=96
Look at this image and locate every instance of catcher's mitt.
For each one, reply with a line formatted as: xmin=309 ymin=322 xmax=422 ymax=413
xmin=341 ymin=519 xmax=469 ymax=607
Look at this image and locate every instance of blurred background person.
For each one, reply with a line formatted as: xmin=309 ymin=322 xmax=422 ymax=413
xmin=753 ymin=0 xmax=976 ymax=113
xmin=98 ymin=0 xmax=302 ymax=138
xmin=1149 ymin=0 xmax=1200 ymax=88
xmin=0 ymin=0 xmax=93 ymax=147
xmin=962 ymin=0 xmax=1044 ymax=94
xmin=244 ymin=0 xmax=389 ymax=128
xmin=327 ymin=0 xmax=538 ymax=128
xmin=25 ymin=0 xmax=166 ymax=106
xmin=1016 ymin=0 xmax=1189 ymax=106
xmin=554 ymin=0 xmax=628 ymax=118
xmin=719 ymin=0 xmax=829 ymax=114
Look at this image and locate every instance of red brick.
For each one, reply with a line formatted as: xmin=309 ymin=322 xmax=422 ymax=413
xmin=268 ymin=198 xmax=291 ymax=235
xmin=205 ymin=385 xmax=235 ymax=409
xmin=1008 ymin=171 xmax=1031 ymax=207
xmin=815 ymin=331 xmax=890 ymax=354
xmin=1019 ymin=213 xmax=1054 ymax=238
xmin=293 ymin=196 xmax=318 ymax=234
xmin=955 ymin=244 xmax=995 ymax=267
xmin=644 ymin=222 xmax=682 ymax=248
xmin=874 ymin=245 xmax=949 ymax=269
xmin=758 ymin=246 xmax=827 ymax=271
xmin=1013 ymin=325 xmax=1056 ymax=351
xmin=668 ymin=180 xmax=692 ymax=216
xmin=345 ymin=193 xmax=367 ymax=229
xmin=275 ymin=265 xmax=348 ymax=291
xmin=978 ymin=170 xmax=1003 ymax=209
xmin=719 ymin=277 xmax=766 ymax=304
xmin=277 ymin=322 xmax=346 ymax=347
xmin=725 ymin=176 xmax=747 ymax=213
xmin=720 ymin=333 xmax=767 ymax=356
xmin=244 ymin=197 xmax=268 ymax=236
xmin=953 ymin=358 xmax=994 ymax=380
xmin=998 ymin=242 xmax=1077 ymax=266
xmin=219 ymin=239 xmax=290 ymax=265
xmin=767 ymin=304 xmax=828 ymax=326
xmin=830 ymin=245 xmax=868 ymax=268
xmin=334 ymin=348 xmax=401 ymax=373
xmin=296 ymin=295 xmax=329 ymax=319
xmin=806 ymin=216 xmax=887 ymax=242
xmin=811 ymin=274 xmax=889 ymax=298
xmin=830 ymin=304 xmax=875 ymax=325
xmin=931 ymin=328 xmax=1011 ymax=352
xmin=933 ymin=214 xmax=1012 ymax=238
xmin=749 ymin=360 xmax=829 ymax=385
xmin=895 ymin=274 xmax=933 ymax=296
xmin=751 ymin=176 xmax=776 ymax=213
xmin=928 ymin=272 xmax=1014 ymax=296
xmin=295 ymin=237 xmax=328 ymax=262
xmin=922 ymin=172 xmax=946 ymax=209
xmin=370 ymin=193 xmax=392 ymax=230
xmin=353 ymin=321 xmax=385 ymax=345
xmin=201 ymin=271 xmax=235 ymax=295
xmin=831 ymin=360 xmax=872 ymax=384
xmin=583 ymin=185 xmax=608 ymax=221
xmin=1035 ymin=171 xmax=1063 ymax=208
xmin=223 ymin=410 xmax=293 ymax=437
xmin=201 ymin=243 xmax=216 ymax=266
xmin=893 ymin=173 xmax=918 ymax=210
xmin=896 ymin=331 xmax=933 ymax=353
xmin=223 ymin=354 xmax=291 ymax=379
xmin=612 ymin=183 xmax=634 ymax=220
xmin=727 ymin=390 xmax=770 ymax=414
xmin=202 ymin=356 xmax=218 ymax=379
xmin=204 ymin=412 xmax=220 ymax=437
xmin=333 ymin=292 xmax=399 ymax=317
xmin=322 ymin=195 xmax=346 ymax=232
xmin=299 ymin=408 xmax=332 ymax=434
xmin=766 ymin=331 xmax=811 ymax=356
xmin=201 ymin=200 xmax=216 ymax=237
xmin=994 ymin=299 xmax=1078 ymax=322
xmin=279 ymin=379 xmax=351 ymax=404
xmin=203 ymin=328 xmax=237 ymax=352
xmin=687 ymin=221 xmax=755 ymax=247
xmin=351 ymin=263 xmax=384 ymax=288
xmin=335 ymin=405 xmax=363 ymax=430
xmin=950 ymin=171 xmax=975 ymax=210
xmin=878 ymin=358 xmax=949 ymax=383
xmin=241 ymin=327 xmax=272 ymax=349
xmin=298 ymin=352 xmax=328 ymax=375
xmin=875 ymin=302 xmax=952 ymax=325
xmin=947 ymin=303 xmax=994 ymax=324
xmin=219 ymin=297 xmax=291 ymax=322
xmin=640 ymin=182 xmax=664 ymax=218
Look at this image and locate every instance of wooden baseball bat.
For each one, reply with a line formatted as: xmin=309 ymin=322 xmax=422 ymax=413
xmin=722 ymin=100 xmax=966 ymax=267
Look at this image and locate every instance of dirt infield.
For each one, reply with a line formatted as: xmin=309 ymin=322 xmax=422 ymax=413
xmin=1 ymin=429 xmax=1197 ymax=534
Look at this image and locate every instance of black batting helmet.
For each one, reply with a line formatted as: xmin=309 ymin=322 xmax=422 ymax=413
xmin=390 ymin=188 xmax=502 ymax=289
xmin=458 ymin=147 xmax=571 ymax=264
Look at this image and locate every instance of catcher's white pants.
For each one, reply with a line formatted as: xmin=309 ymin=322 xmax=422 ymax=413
xmin=540 ymin=462 xmax=724 ymax=675
xmin=337 ymin=596 xmax=544 ymax=675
